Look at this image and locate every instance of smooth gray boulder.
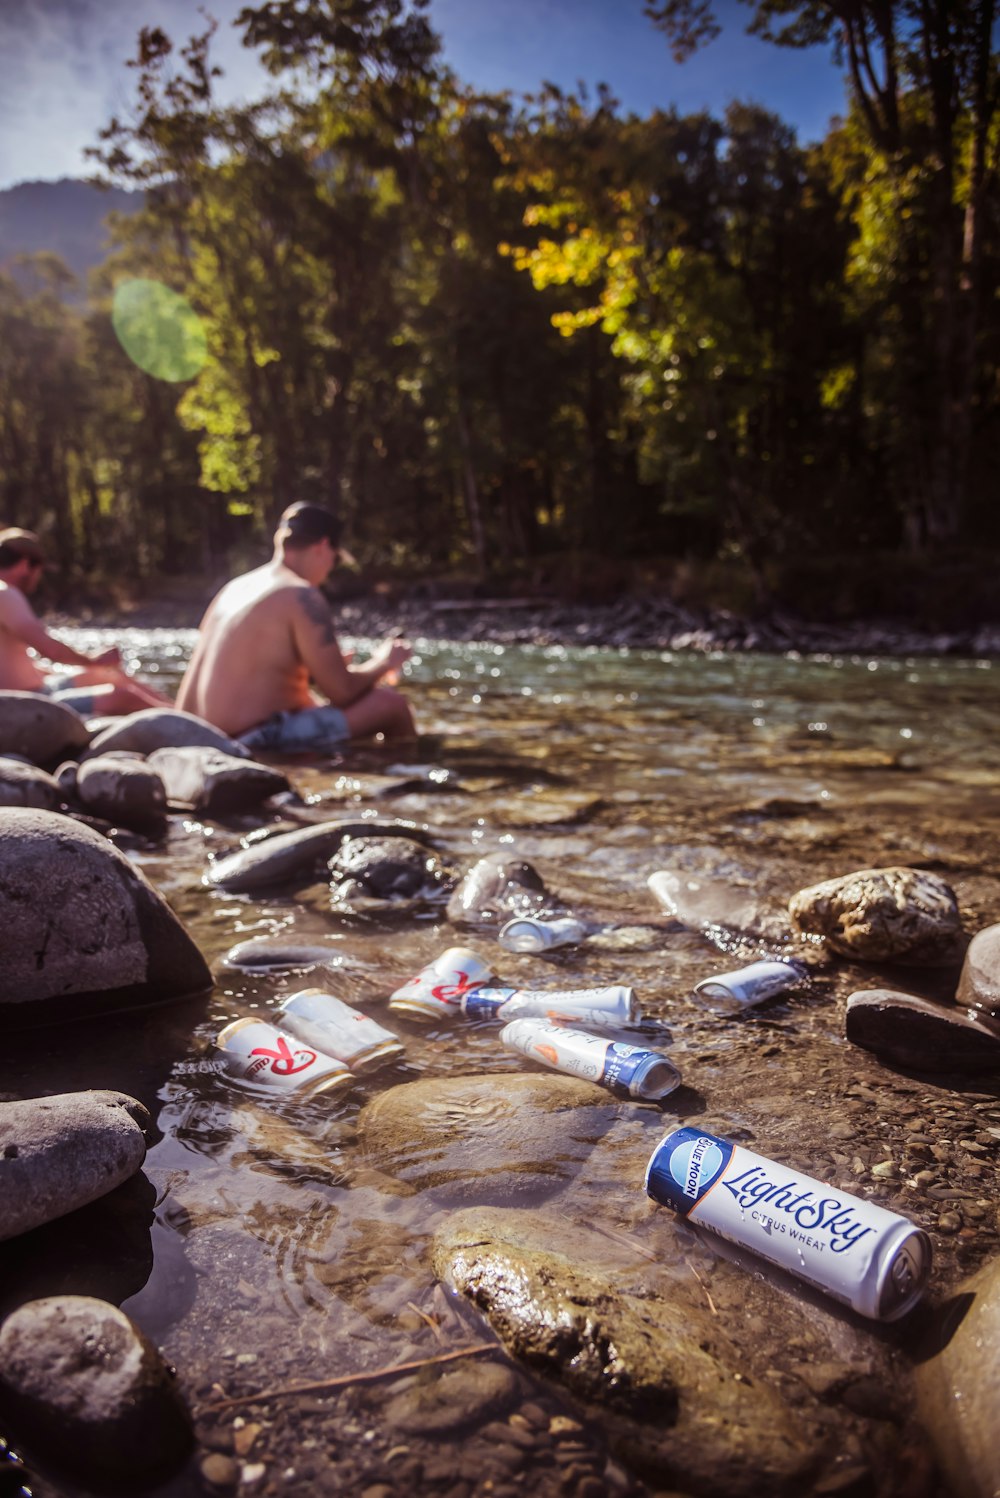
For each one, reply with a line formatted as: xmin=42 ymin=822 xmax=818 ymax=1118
xmin=68 ymin=754 xmax=167 ymax=835
xmin=83 ymin=707 xmax=250 ymax=760
xmin=328 ymin=834 xmax=455 ymax=906
xmin=358 ymin=1072 xmax=622 ymax=1206
xmin=789 ymin=866 xmax=965 ymax=964
xmin=846 ymin=989 xmax=1000 ymax=1072
xmin=0 ymin=1295 xmax=192 ymax=1486
xmin=916 ymin=1255 xmax=1000 ymax=1498
xmin=0 ymin=1091 xmax=149 ymax=1241
xmin=207 ymin=817 xmax=433 ymax=893
xmin=148 ymin=744 xmax=290 ymax=815
xmin=956 ymin=923 xmax=1000 ymax=1022
xmin=0 ymin=808 xmax=211 ymax=1022
xmin=0 ymin=691 xmax=91 ymax=766
xmin=0 ymin=756 xmax=65 ymax=810
xmin=446 ymin=854 xmax=548 ymax=927
xmin=434 ymin=1207 xmax=817 ymax=1496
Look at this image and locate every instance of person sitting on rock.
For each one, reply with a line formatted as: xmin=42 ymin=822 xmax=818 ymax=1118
xmin=176 ymin=501 xmax=416 ymax=752
xmin=0 ymin=528 xmax=172 ymax=716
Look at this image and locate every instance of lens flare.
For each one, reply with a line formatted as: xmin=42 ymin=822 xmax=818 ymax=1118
xmin=111 ymin=278 xmax=207 ymax=382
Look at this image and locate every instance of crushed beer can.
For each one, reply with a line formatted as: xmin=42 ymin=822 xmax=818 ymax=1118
xmin=276 ymin=989 xmax=405 ymax=1072
xmin=463 ymin=984 xmax=640 ymax=1026
xmin=500 ymin=1018 xmax=680 ymax=1100
xmin=498 ymin=916 xmax=587 ymax=954
xmin=388 ymin=946 xmax=495 ymax=1021
xmin=215 ymin=1017 xmax=353 ymax=1097
xmin=645 ymin=1127 xmax=931 ymax=1321
xmin=693 ymin=958 xmax=806 ymax=1012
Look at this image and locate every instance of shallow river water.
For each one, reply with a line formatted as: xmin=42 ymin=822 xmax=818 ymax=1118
xmin=6 ymin=630 xmax=1000 ymax=1498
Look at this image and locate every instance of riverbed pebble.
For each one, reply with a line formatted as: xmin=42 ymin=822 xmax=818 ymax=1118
xmin=70 ymin=752 xmax=168 ymax=834
xmin=82 ymin=706 xmax=250 ymax=759
xmin=148 ymin=744 xmax=290 ymax=815
xmin=0 ymin=756 xmax=65 ymax=810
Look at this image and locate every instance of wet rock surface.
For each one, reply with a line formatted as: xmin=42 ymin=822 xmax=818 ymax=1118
xmin=149 ymin=745 xmax=290 ymax=816
xmin=206 ymin=817 xmax=432 ymax=893
xmin=0 ymin=1295 xmax=192 ymax=1486
xmin=0 ymin=691 xmax=90 ymax=766
xmin=0 ymin=1090 xmax=149 ymax=1241
xmin=956 ymin=922 xmax=1000 ymax=1021
xmin=71 ymin=752 xmax=168 ymax=834
xmin=0 ymin=756 xmax=65 ymax=810
xmin=328 ymin=834 xmax=455 ymax=906
xmin=846 ymin=988 xmax=1000 ymax=1072
xmin=915 ymin=1255 xmax=1000 ymax=1498
xmin=789 ymin=866 xmax=966 ymax=964
xmin=83 ymin=707 xmax=250 ymax=760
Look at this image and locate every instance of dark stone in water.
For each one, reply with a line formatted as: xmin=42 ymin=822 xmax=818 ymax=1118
xmin=0 ymin=692 xmax=90 ymax=767
xmin=149 ymin=744 xmax=290 ymax=816
xmin=845 ymin=989 xmax=1000 ymax=1072
xmin=0 ymin=756 xmax=64 ymax=811
xmin=206 ymin=817 xmax=435 ymax=893
xmin=956 ymin=924 xmax=1000 ymax=1022
xmin=447 ymin=854 xmax=548 ymax=927
xmin=83 ymin=707 xmax=250 ymax=761
xmin=328 ymin=834 xmax=454 ymax=904
xmin=220 ymin=939 xmax=345 ymax=973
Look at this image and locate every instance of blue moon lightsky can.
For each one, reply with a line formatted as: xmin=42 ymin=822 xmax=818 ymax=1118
xmin=500 ymin=1018 xmax=680 ymax=1099
xmin=462 ymin=984 xmax=640 ymax=1025
xmin=645 ymin=1127 xmax=931 ymax=1321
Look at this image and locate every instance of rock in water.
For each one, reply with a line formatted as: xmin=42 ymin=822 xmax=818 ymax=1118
xmin=0 ymin=757 xmax=65 ymax=810
xmin=328 ymin=834 xmax=453 ymax=904
xmin=71 ymin=754 xmax=168 ymax=835
xmin=148 ymin=745 xmax=290 ymax=816
xmin=845 ymin=989 xmax=1000 ymax=1072
xmin=0 ymin=1295 xmax=192 ymax=1487
xmin=788 ymin=867 xmax=964 ymax=964
xmin=915 ymin=1256 xmax=1000 ymax=1498
xmin=956 ymin=923 xmax=1000 ymax=1022
xmin=447 ymin=854 xmax=548 ymax=927
xmin=83 ymin=707 xmax=250 ymax=760
xmin=207 ymin=818 xmax=433 ymax=893
xmin=433 ymin=1207 xmax=816 ymax=1496
xmin=0 ymin=692 xmax=91 ymax=766
xmin=0 ymin=1091 xmax=149 ymax=1241
xmin=0 ymin=808 xmax=211 ymax=1023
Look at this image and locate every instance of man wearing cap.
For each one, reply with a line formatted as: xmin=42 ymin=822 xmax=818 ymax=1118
xmin=177 ymin=502 xmax=416 ymax=750
xmin=0 ymin=528 xmax=171 ymax=715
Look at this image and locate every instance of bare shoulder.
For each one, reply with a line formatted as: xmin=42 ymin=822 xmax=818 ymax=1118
xmin=0 ymin=581 xmax=31 ymax=621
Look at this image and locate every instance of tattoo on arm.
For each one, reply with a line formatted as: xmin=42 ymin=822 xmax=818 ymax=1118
xmin=298 ymin=588 xmax=339 ymax=648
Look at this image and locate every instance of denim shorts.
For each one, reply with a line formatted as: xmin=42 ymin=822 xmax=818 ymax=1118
xmin=238 ymin=704 xmax=351 ymax=754
xmin=42 ymin=674 xmax=99 ymax=716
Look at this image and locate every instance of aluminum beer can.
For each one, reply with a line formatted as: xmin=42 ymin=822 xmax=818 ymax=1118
xmin=645 ymin=1127 xmax=931 ymax=1321
xmin=276 ymin=989 xmax=404 ymax=1072
xmin=388 ymin=946 xmax=495 ymax=1021
xmin=215 ymin=1017 xmax=353 ymax=1097
xmin=500 ymin=1018 xmax=680 ymax=1100
xmin=463 ymin=985 xmax=640 ymax=1025
xmin=693 ymin=959 xmax=805 ymax=1013
xmin=498 ymin=916 xmax=587 ymax=954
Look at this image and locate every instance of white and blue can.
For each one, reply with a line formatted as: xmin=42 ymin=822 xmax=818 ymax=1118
xmin=463 ymin=984 xmax=639 ymax=1025
xmin=500 ymin=1019 xmax=680 ymax=1100
xmin=498 ymin=916 xmax=588 ymax=953
xmin=645 ymin=1127 xmax=931 ymax=1320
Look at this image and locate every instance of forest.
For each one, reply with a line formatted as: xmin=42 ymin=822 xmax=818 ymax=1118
xmin=1 ymin=0 xmax=999 ymax=623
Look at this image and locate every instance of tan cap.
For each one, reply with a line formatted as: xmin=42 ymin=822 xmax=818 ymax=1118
xmin=0 ymin=528 xmax=47 ymax=564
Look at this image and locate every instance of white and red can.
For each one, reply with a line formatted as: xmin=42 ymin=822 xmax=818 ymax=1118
xmin=645 ymin=1127 xmax=931 ymax=1320
xmin=276 ymin=989 xmax=404 ymax=1072
xmin=215 ymin=1017 xmax=353 ymax=1097
xmin=388 ymin=946 xmax=495 ymax=1021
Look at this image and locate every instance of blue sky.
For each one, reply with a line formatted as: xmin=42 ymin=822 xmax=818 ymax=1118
xmin=0 ymin=0 xmax=850 ymax=190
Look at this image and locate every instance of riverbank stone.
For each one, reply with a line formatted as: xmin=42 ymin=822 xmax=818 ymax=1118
xmin=433 ymin=1207 xmax=819 ymax=1496
xmin=357 ymin=1073 xmax=622 ymax=1205
xmin=206 ymin=817 xmax=433 ymax=893
xmin=148 ymin=744 xmax=290 ymax=816
xmin=0 ymin=1091 xmax=149 ymax=1241
xmin=846 ymin=989 xmax=1000 ymax=1072
xmin=0 ymin=808 xmax=211 ymax=1022
xmin=328 ymin=834 xmax=455 ymax=905
xmin=383 ymin=1359 xmax=520 ymax=1436
xmin=0 ymin=692 xmax=91 ymax=766
xmin=0 ymin=757 xmax=65 ymax=810
xmin=915 ymin=1255 xmax=1000 ymax=1498
xmin=0 ymin=1295 xmax=192 ymax=1487
xmin=956 ymin=923 xmax=1000 ymax=1021
xmin=447 ymin=855 xmax=548 ymax=927
xmin=67 ymin=753 xmax=168 ymax=835
xmin=788 ymin=866 xmax=965 ymax=964
xmin=83 ymin=707 xmax=250 ymax=760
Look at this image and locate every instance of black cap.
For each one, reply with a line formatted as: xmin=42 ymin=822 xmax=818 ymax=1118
xmin=277 ymin=503 xmax=356 ymax=564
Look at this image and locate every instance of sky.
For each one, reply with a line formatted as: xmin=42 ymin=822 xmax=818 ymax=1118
xmin=0 ymin=0 xmax=851 ymax=191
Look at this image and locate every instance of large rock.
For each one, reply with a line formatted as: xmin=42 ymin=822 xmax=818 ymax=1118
xmin=956 ymin=923 xmax=1000 ymax=1022
xmin=0 ymin=1295 xmax=192 ymax=1487
xmin=789 ymin=867 xmax=965 ymax=964
xmin=358 ymin=1073 xmax=621 ymax=1205
xmin=446 ymin=854 xmax=548 ymax=927
xmin=328 ymin=834 xmax=454 ymax=906
xmin=207 ymin=817 xmax=433 ymax=893
xmin=65 ymin=753 xmax=167 ymax=835
xmin=915 ymin=1256 xmax=1000 ymax=1498
xmin=433 ymin=1207 xmax=818 ymax=1496
xmin=0 ymin=756 xmax=65 ymax=810
xmin=0 ymin=1091 xmax=149 ymax=1241
xmin=0 ymin=691 xmax=90 ymax=766
xmin=0 ymin=808 xmax=211 ymax=1023
xmin=148 ymin=744 xmax=290 ymax=816
xmin=83 ymin=707 xmax=250 ymax=760
xmin=846 ymin=989 xmax=1000 ymax=1072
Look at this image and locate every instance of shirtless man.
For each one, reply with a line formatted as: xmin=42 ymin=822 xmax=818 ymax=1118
xmin=177 ymin=502 xmax=415 ymax=751
xmin=0 ymin=528 xmax=171 ymax=716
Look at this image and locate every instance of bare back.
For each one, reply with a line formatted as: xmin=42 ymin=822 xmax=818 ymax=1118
xmin=0 ymin=581 xmax=53 ymax=692
xmin=177 ymin=562 xmax=327 ymax=735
